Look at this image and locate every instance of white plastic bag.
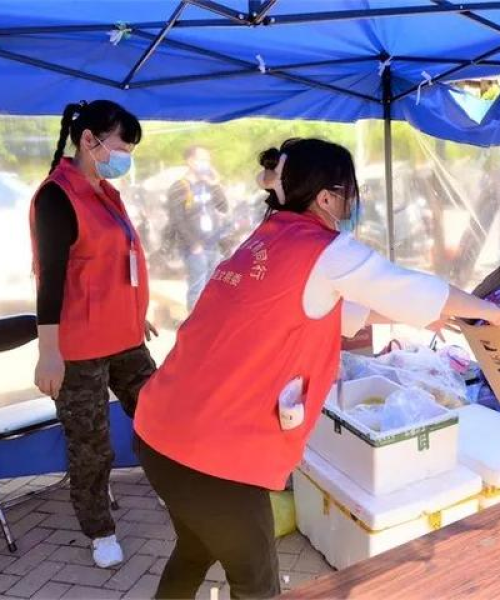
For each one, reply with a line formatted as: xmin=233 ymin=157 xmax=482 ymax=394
xmin=347 ymin=387 xmax=444 ymax=433
xmin=341 ymin=347 xmax=467 ymax=409
xmin=348 ymin=404 xmax=385 ymax=432
xmin=379 ymin=348 xmax=466 ymax=408
xmin=380 ymin=387 xmax=444 ymax=432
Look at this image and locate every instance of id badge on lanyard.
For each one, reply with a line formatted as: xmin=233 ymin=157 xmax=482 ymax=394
xmin=130 ymin=245 xmax=139 ymax=288
xmin=100 ymin=197 xmax=139 ymax=288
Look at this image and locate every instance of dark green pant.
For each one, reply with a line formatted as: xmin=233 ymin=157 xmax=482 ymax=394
xmin=55 ymin=344 xmax=156 ymax=539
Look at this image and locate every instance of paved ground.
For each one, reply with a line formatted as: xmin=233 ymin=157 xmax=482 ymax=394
xmin=0 ymin=469 xmax=332 ymax=599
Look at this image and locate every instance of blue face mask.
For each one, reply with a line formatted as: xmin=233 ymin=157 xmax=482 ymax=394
xmin=338 ymin=202 xmax=361 ymax=233
xmin=93 ymin=138 xmax=133 ymax=179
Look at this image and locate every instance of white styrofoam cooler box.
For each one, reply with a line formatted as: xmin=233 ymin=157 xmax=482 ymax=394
xmin=294 ymin=448 xmax=481 ymax=570
xmin=458 ymin=403 xmax=500 ymax=509
xmin=308 ymin=376 xmax=459 ymax=495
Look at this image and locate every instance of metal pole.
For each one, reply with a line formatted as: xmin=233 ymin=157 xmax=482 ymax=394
xmin=393 ymin=39 xmax=500 ymax=103
xmin=2 ymin=2 xmax=500 ymax=34
xmin=268 ymin=2 xmax=500 ymax=25
xmin=186 ymin=0 xmax=251 ymax=23
xmin=0 ymin=48 xmax=120 ymax=88
xmin=121 ymin=1 xmax=186 ymax=89
xmin=383 ymin=66 xmax=395 ymax=262
xmin=133 ymin=30 xmax=380 ymax=101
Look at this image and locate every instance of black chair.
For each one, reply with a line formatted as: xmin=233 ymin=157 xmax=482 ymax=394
xmin=0 ymin=314 xmax=119 ymax=552
xmin=0 ymin=314 xmax=38 ymax=352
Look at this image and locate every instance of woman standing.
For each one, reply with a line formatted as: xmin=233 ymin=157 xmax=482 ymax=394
xmin=135 ymin=138 xmax=500 ymax=599
xmin=31 ymin=100 xmax=156 ymax=568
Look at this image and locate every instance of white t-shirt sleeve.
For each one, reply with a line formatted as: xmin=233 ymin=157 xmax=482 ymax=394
xmin=315 ymin=233 xmax=450 ymax=328
xmin=341 ymin=301 xmax=370 ymax=338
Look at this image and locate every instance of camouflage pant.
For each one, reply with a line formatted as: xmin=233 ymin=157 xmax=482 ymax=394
xmin=55 ymin=344 xmax=156 ymax=539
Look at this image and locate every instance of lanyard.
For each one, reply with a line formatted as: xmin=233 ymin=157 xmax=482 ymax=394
xmin=99 ymin=196 xmax=135 ymax=246
xmin=97 ymin=194 xmax=139 ymax=287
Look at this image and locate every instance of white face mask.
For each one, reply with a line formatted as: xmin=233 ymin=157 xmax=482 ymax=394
xmin=193 ymin=160 xmax=212 ymax=177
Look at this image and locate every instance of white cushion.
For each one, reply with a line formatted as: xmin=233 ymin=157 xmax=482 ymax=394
xmin=0 ymin=397 xmax=57 ymax=436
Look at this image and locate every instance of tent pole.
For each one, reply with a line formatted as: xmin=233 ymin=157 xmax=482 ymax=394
xmin=3 ymin=2 xmax=500 ymax=35
xmin=133 ymin=30 xmax=380 ymax=101
xmin=121 ymin=1 xmax=186 ymax=89
xmin=383 ymin=65 xmax=395 ymax=262
xmin=269 ymin=3 xmax=500 ymax=25
xmin=394 ymin=39 xmax=500 ymax=102
xmin=0 ymin=47 xmax=120 ymax=87
xmin=187 ymin=0 xmax=251 ymax=23
xmin=250 ymin=0 xmax=278 ymax=24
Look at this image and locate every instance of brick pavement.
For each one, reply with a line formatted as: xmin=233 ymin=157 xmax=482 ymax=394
xmin=0 ymin=469 xmax=332 ymax=599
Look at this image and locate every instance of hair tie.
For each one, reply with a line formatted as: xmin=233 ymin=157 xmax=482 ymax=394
xmin=257 ymin=153 xmax=287 ymax=205
xmin=72 ymin=100 xmax=88 ymax=121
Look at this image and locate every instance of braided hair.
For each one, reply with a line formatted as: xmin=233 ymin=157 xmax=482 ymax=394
xmin=49 ymin=102 xmax=84 ymax=174
xmin=49 ymin=100 xmax=142 ymax=174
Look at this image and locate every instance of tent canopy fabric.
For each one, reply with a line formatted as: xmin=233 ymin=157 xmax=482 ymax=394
xmin=3 ymin=1 xmax=500 ymax=144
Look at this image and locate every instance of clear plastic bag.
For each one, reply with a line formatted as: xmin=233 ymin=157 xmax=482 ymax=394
xmin=379 ymin=387 xmax=444 ymax=431
xmin=341 ymin=351 xmax=402 ymax=384
xmin=348 ymin=404 xmax=385 ymax=431
xmin=347 ymin=387 xmax=444 ymax=433
xmin=379 ymin=347 xmax=467 ymax=408
xmin=341 ymin=347 xmax=467 ymax=409
xmin=341 ymin=352 xmax=399 ymax=383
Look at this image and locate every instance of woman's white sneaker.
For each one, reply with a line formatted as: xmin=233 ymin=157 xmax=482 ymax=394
xmin=92 ymin=534 xmax=124 ymax=568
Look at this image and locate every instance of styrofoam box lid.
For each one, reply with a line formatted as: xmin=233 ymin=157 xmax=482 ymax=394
xmin=300 ymin=447 xmax=481 ymax=531
xmin=458 ymin=404 xmax=500 ymax=487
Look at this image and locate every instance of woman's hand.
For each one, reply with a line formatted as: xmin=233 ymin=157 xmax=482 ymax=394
xmin=145 ymin=320 xmax=159 ymax=342
xmin=35 ymin=348 xmax=65 ymax=399
xmin=426 ymin=319 xmax=448 ymax=341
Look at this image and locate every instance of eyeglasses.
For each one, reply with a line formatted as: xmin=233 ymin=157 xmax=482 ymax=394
xmin=94 ymin=136 xmax=135 ymax=155
xmin=327 ymin=186 xmax=357 ymax=205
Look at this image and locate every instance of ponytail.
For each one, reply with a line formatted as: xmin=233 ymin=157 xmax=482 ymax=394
xmin=49 ymin=101 xmax=86 ymax=174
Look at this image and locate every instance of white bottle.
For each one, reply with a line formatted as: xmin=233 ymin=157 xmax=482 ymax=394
xmin=278 ymin=377 xmax=305 ymax=430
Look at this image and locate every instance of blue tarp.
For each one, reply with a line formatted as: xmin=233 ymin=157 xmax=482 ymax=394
xmin=3 ymin=1 xmax=500 ymax=144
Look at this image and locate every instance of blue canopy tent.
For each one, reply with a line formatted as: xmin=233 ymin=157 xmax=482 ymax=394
xmin=2 ymin=0 xmax=500 ymax=255
xmin=3 ymin=0 xmax=500 ymax=551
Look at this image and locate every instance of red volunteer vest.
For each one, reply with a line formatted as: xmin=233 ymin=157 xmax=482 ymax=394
xmin=135 ymin=211 xmax=342 ymax=490
xmin=30 ymin=158 xmax=149 ymax=361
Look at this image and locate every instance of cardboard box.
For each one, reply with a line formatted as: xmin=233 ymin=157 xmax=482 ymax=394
xmin=459 ymin=321 xmax=500 ymax=400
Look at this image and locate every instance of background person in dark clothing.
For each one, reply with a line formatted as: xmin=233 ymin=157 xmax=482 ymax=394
xmin=168 ymin=146 xmax=228 ymax=311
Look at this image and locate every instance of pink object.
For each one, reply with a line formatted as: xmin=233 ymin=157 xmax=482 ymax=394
xmin=439 ymin=345 xmax=470 ymax=374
